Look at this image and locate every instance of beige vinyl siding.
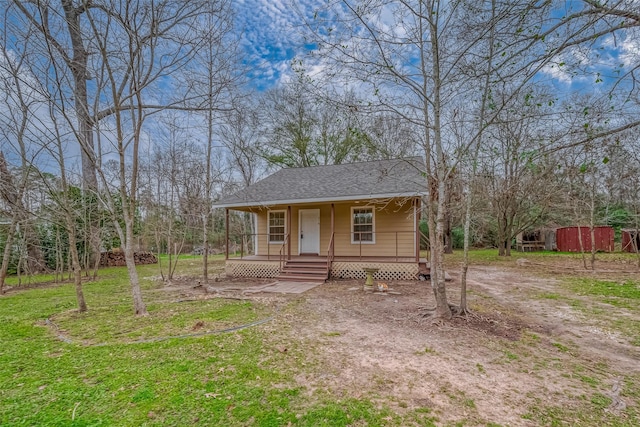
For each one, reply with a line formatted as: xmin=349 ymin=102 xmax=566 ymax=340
xmin=252 ymin=209 xmax=289 ymax=256
xmin=250 ymin=199 xmax=416 ymax=257
xmin=332 ymin=200 xmax=415 ymax=257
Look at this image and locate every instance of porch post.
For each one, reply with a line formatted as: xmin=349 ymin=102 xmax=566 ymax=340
xmin=331 ymin=203 xmax=335 ymax=240
xmin=415 ymin=198 xmax=421 ymax=262
xmin=287 ymin=205 xmax=292 ymax=260
xmin=225 ymin=208 xmax=229 ymax=260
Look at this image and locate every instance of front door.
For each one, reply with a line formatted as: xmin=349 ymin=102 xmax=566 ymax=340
xmin=299 ymin=209 xmax=320 ymax=255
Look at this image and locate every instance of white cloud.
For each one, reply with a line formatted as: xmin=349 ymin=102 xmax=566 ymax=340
xmin=541 ymin=61 xmax=574 ymax=83
xmin=539 ymin=46 xmax=596 ymax=85
xmin=233 ymin=0 xmax=328 ymax=88
xmin=618 ymin=35 xmax=640 ymax=69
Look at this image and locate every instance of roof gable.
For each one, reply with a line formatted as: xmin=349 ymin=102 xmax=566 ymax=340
xmin=215 ymin=157 xmax=427 ymax=208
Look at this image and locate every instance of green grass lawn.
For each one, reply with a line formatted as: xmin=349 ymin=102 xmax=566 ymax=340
xmin=443 ymin=248 xmax=640 ymax=265
xmin=0 ymin=262 xmax=435 ymax=426
xmin=3 ymin=250 xmax=639 ymax=426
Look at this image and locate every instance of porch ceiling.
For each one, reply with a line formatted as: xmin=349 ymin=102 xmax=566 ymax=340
xmin=223 ymin=195 xmax=419 ymax=211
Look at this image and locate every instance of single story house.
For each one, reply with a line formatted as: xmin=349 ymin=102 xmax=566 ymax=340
xmin=214 ymin=157 xmax=429 ymax=282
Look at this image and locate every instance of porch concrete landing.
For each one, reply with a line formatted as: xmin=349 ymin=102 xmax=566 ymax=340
xmin=242 ymin=281 xmax=322 ymax=295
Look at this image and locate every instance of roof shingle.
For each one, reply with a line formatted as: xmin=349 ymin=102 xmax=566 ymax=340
xmin=215 ymin=157 xmax=427 ymax=208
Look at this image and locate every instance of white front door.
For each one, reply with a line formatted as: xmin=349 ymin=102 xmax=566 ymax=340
xmin=299 ymin=209 xmax=320 ymax=254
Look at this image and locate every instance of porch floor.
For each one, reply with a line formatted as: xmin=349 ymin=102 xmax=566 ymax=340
xmin=228 ymin=255 xmax=428 ymax=264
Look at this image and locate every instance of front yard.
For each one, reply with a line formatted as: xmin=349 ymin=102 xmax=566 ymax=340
xmin=1 ymin=251 xmax=638 ymax=426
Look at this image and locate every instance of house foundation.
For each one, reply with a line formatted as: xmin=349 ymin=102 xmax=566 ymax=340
xmin=225 ymin=257 xmax=425 ymax=281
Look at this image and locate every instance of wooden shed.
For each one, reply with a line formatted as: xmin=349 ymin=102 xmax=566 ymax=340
xmin=621 ymin=229 xmax=640 ymax=253
xmin=516 ymin=229 xmax=556 ymax=252
xmin=555 ymin=226 xmax=614 ymax=253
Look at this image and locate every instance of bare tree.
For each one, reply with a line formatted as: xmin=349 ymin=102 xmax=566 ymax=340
xmin=0 ymin=29 xmax=48 ymax=292
xmin=12 ymin=0 xmax=103 ymax=276
xmin=45 ymin=106 xmax=89 ymax=312
xmin=85 ymin=1 xmax=222 ymax=315
xmin=140 ymin=117 xmax=197 ymax=281
xmin=562 ymin=142 xmax=611 ymax=269
xmin=305 ymin=0 xmax=535 ymax=318
xmin=217 ymin=103 xmax=264 ymax=261
xmin=0 ymin=24 xmax=88 ymax=309
xmin=189 ymin=1 xmax=236 ymax=282
xmin=261 ymin=75 xmax=368 ymax=168
xmin=302 ymin=0 xmax=640 ymax=318
xmin=479 ymin=91 xmax=562 ymax=256
xmin=220 ymin=104 xmax=263 ymax=188
xmin=0 ymin=152 xmax=22 ymax=295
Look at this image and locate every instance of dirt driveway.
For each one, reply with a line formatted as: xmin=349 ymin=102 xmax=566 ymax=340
xmin=186 ymin=259 xmax=640 ymax=425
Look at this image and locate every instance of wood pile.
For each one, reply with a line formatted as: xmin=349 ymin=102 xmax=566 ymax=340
xmin=192 ymin=247 xmax=224 ymax=256
xmin=99 ymin=251 xmax=158 ymax=267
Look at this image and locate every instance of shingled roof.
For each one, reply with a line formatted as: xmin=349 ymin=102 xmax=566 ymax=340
xmin=215 ymin=157 xmax=427 ymax=208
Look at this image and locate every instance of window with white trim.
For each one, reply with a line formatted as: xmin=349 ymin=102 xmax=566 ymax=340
xmin=268 ymin=211 xmax=285 ymax=243
xmin=352 ymin=207 xmax=374 ymax=243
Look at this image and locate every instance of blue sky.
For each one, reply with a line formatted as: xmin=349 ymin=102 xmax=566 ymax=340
xmin=2 ymin=0 xmax=638 ymax=172
xmin=233 ymin=0 xmax=321 ymax=90
xmin=232 ymin=0 xmax=640 ymax=98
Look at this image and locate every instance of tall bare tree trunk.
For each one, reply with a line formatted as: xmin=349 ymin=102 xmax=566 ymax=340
xmin=589 ymin=168 xmax=597 ymax=270
xmin=577 ymin=225 xmax=588 ymax=269
xmin=0 ymin=219 xmax=17 ymax=294
xmin=443 ymin=206 xmax=453 ymax=254
xmin=460 ymin=186 xmax=471 ymax=312
xmin=67 ymin=222 xmax=87 ymax=312
xmin=49 ymin=100 xmax=89 ymax=311
xmin=123 ymin=217 xmax=146 ymax=316
xmin=497 ymin=217 xmax=507 ymax=256
xmin=461 ymin=0 xmax=497 ymax=314
xmin=203 ymin=85 xmax=214 ymax=283
xmin=60 ymin=0 xmax=101 ymax=274
xmin=429 ymin=8 xmax=452 ymax=319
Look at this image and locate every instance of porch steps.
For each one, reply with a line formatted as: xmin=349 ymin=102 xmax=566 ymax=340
xmin=418 ymin=261 xmax=430 ymax=273
xmin=276 ymin=259 xmax=329 ymax=283
xmin=418 ymin=261 xmax=430 ymax=280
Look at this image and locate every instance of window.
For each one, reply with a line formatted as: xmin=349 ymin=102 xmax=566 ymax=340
xmin=352 ymin=207 xmax=374 ymax=243
xmin=268 ymin=211 xmax=285 ymax=243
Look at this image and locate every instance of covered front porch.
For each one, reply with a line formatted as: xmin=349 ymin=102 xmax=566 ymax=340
xmin=221 ymin=196 xmax=429 ymax=282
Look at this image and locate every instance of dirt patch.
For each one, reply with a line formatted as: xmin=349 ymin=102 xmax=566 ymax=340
xmin=155 ymin=275 xmax=274 ymax=296
xmin=464 ymin=266 xmax=640 ymax=373
xmin=276 ymin=280 xmax=540 ymax=425
xmin=449 ymin=312 xmax=529 ymax=341
xmin=155 ymin=263 xmax=640 ymax=425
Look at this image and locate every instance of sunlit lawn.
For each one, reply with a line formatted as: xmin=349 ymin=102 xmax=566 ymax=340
xmin=2 ymin=250 xmax=638 ymax=425
xmin=443 ymin=248 xmax=639 ymax=265
xmin=0 ymin=258 xmax=434 ymax=426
